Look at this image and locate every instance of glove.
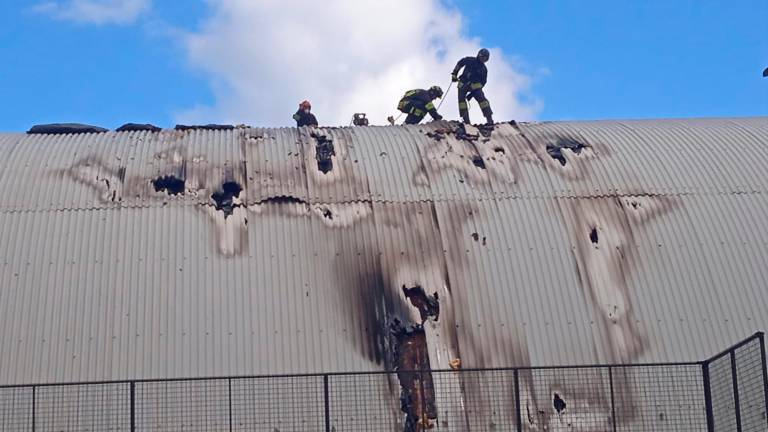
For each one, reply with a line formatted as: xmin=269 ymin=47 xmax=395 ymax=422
xmin=451 ymin=74 xmax=458 ymax=82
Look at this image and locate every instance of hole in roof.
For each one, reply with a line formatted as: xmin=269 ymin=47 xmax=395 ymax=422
xmin=589 ymin=228 xmax=599 ymax=244
xmin=152 ymin=176 xmax=185 ymax=195
xmin=472 ymin=156 xmax=486 ymax=169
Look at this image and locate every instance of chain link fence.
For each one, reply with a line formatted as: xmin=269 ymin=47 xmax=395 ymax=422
xmin=1 ymin=333 xmax=765 ymax=431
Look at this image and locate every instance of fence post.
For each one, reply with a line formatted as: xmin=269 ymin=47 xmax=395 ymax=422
xmin=228 ymin=378 xmax=233 ymax=432
xmin=730 ymin=352 xmax=742 ymax=432
xmin=513 ymin=369 xmax=521 ymax=432
xmin=31 ymin=385 xmax=36 ymax=432
xmin=759 ymin=333 xmax=768 ymax=430
xmin=608 ymin=367 xmax=617 ymax=432
xmin=702 ymin=362 xmax=714 ymax=432
xmin=323 ymin=375 xmax=330 ymax=432
xmin=419 ymin=371 xmax=427 ymax=430
xmin=130 ymin=381 xmax=136 ymax=432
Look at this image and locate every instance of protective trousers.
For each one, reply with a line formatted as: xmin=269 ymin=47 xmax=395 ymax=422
xmin=457 ymin=82 xmax=493 ymax=124
xmin=404 ymin=113 xmax=425 ymax=125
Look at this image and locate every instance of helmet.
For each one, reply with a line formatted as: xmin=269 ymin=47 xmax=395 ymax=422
xmin=477 ymin=48 xmax=490 ymax=62
xmin=299 ymin=100 xmax=312 ymax=110
xmin=429 ymin=85 xmax=444 ymax=98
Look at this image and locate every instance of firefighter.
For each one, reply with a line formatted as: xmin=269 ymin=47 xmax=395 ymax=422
xmin=293 ymin=100 xmax=318 ymax=127
xmin=452 ymin=48 xmax=494 ymax=125
xmin=397 ymin=86 xmax=444 ymax=125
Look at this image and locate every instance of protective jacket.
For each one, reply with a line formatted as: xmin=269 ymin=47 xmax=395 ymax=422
xmin=293 ymin=110 xmax=318 ymax=127
xmin=398 ymin=89 xmax=441 ymax=120
xmin=452 ymin=57 xmax=488 ymax=87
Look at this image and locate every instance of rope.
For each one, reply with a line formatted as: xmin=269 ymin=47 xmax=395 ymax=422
xmin=436 ymin=80 xmax=454 ymax=111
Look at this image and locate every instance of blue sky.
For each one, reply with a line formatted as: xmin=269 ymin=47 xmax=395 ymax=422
xmin=0 ymin=0 xmax=765 ymax=131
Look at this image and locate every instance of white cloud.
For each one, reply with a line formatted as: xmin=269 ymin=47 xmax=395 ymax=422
xmin=33 ymin=0 xmax=151 ymax=25
xmin=179 ymin=0 xmax=541 ymax=127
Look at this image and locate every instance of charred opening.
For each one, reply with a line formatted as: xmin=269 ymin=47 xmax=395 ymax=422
xmin=553 ymin=393 xmax=567 ymax=414
xmin=391 ymin=320 xmax=437 ymax=431
xmin=152 ymin=175 xmax=186 ymax=195
xmin=546 ymin=137 xmax=588 ymax=166
xmin=257 ymin=195 xmax=307 ymax=205
xmin=590 ymin=227 xmax=599 ymax=244
xmin=546 ymin=144 xmax=567 ymax=166
xmin=402 ymin=285 xmax=439 ymax=323
xmin=312 ymin=133 xmax=335 ymax=174
xmin=471 ymin=232 xmax=479 ymax=242
xmin=322 ymin=207 xmax=333 ymax=220
xmin=211 ymin=181 xmax=243 ymax=218
xmin=493 ymin=146 xmax=506 ymax=154
xmin=222 ymin=181 xmax=242 ymax=196
xmin=472 ymin=156 xmax=486 ymax=169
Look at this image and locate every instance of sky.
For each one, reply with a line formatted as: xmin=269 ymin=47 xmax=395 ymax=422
xmin=0 ymin=0 xmax=765 ymax=131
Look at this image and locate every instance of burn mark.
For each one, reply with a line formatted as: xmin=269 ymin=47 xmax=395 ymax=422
xmin=553 ymin=393 xmax=566 ymax=414
xmin=546 ymin=137 xmax=588 ymax=166
xmin=589 ymin=227 xmax=599 ymax=244
xmin=455 ymin=124 xmax=479 ymax=142
xmin=402 ymin=285 xmax=439 ymax=323
xmin=210 ymin=181 xmax=243 ymax=218
xmin=471 ymin=232 xmax=479 ymax=242
xmin=321 ymin=207 xmax=333 ymax=220
xmin=391 ymin=320 xmax=437 ymax=431
xmin=312 ymin=133 xmax=335 ymax=174
xmin=493 ymin=146 xmax=505 ymax=154
xmin=477 ymin=123 xmax=495 ymax=138
xmin=472 ymin=156 xmax=486 ymax=169
xmin=152 ymin=175 xmax=186 ymax=195
xmin=256 ymin=195 xmax=307 ymax=206
xmin=426 ymin=130 xmax=447 ymax=141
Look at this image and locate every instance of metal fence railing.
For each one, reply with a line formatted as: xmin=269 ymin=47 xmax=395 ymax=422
xmin=0 ymin=332 xmax=765 ymax=431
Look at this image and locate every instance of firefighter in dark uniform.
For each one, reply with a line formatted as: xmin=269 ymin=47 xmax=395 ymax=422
xmin=397 ymin=86 xmax=444 ymax=125
xmin=452 ymin=48 xmax=494 ymax=125
xmin=292 ymin=100 xmax=318 ymax=127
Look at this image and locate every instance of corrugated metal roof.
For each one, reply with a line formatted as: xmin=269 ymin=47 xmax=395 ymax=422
xmin=0 ymin=117 xmax=766 ymax=386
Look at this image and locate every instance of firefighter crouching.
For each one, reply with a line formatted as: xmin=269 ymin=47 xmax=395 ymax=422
xmin=397 ymin=86 xmax=444 ymax=125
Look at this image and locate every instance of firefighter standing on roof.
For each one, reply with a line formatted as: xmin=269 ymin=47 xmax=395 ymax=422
xmin=397 ymin=86 xmax=444 ymax=125
xmin=452 ymin=48 xmax=494 ymax=125
xmin=293 ymin=100 xmax=318 ymax=127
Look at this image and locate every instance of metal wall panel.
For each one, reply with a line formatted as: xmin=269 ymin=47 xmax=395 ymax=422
xmin=0 ymin=118 xmax=766 ymax=387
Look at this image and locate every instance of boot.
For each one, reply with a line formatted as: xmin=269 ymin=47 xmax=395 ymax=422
xmin=485 ymin=115 xmax=494 ymax=125
xmin=461 ymin=112 xmax=471 ymax=124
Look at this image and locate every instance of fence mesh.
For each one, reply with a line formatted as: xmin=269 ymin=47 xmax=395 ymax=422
xmin=0 ymin=333 xmax=764 ymax=431
xmin=707 ymin=336 xmax=768 ymax=432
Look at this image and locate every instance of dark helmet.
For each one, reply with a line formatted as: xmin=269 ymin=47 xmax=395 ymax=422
xmin=429 ymin=85 xmax=444 ymax=98
xmin=477 ymin=48 xmax=490 ymax=62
